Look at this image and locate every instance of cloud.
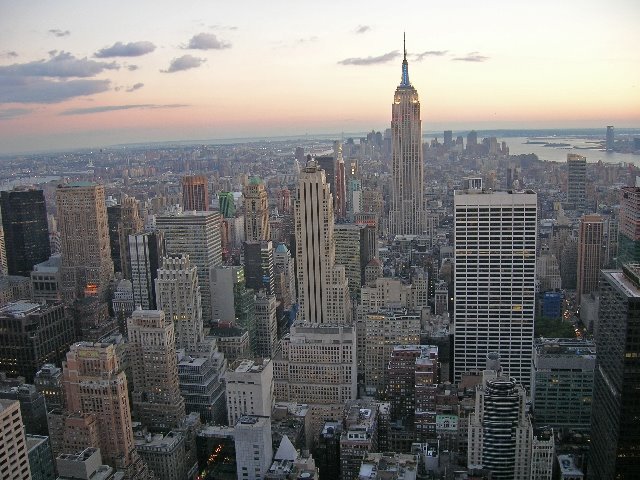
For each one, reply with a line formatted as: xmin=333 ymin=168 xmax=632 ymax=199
xmin=209 ymin=24 xmax=238 ymax=31
xmin=0 ymin=51 xmax=118 ymax=78
xmin=184 ymin=33 xmax=231 ymax=50
xmin=95 ymin=41 xmax=156 ymax=58
xmin=453 ymin=51 xmax=489 ymax=62
xmin=126 ymin=82 xmax=144 ymax=92
xmin=59 ymin=103 xmax=188 ymax=115
xmin=295 ymin=36 xmax=318 ymax=44
xmin=1 ymin=51 xmax=18 ymax=58
xmin=413 ymin=50 xmax=448 ymax=61
xmin=338 ymin=50 xmax=400 ymax=66
xmin=49 ymin=29 xmax=70 ymax=37
xmin=0 ymin=108 xmax=33 ymax=120
xmin=127 ymin=65 xmax=139 ymax=71
xmin=0 ymin=77 xmax=110 ymax=103
xmin=355 ymin=25 xmax=371 ymax=34
xmin=161 ymin=55 xmax=205 ymax=73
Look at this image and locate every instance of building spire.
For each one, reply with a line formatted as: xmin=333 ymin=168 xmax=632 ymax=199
xmin=401 ymin=32 xmax=410 ymax=87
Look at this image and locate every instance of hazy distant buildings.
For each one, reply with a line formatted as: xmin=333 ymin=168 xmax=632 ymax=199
xmin=590 ymin=266 xmax=640 ymax=478
xmin=566 ymin=154 xmax=587 ymax=211
xmin=0 ymin=188 xmax=50 ymax=277
xmin=182 ymin=175 xmax=209 ymax=211
xmin=389 ymin=41 xmax=426 ymax=236
xmin=576 ymin=214 xmax=603 ymax=303
xmin=606 ymin=125 xmax=614 ymax=152
xmin=57 ymin=182 xmax=114 ymax=301
xmin=454 ymin=186 xmax=537 ymax=385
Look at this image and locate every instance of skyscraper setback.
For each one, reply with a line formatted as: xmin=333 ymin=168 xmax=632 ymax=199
xmin=389 ymin=38 xmax=426 ymax=236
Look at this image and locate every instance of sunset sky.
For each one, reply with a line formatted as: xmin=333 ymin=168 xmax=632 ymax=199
xmin=1 ymin=0 xmax=639 ymax=154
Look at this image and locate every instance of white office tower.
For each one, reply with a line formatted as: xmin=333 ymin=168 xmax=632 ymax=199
xmin=468 ymin=369 xmax=532 ymax=480
xmin=155 ymin=209 xmax=222 ymax=323
xmin=273 ymin=323 xmax=356 ymax=404
xmin=235 ymin=416 xmax=273 ymax=480
xmin=225 ymin=358 xmax=273 ymax=426
xmin=389 ymin=38 xmax=426 ymax=236
xmin=156 ymin=255 xmax=204 ymax=352
xmin=295 ymin=159 xmax=346 ymax=325
xmin=454 ymin=186 xmax=537 ymax=385
xmin=254 ymin=292 xmax=279 ymax=358
xmin=155 ymin=255 xmax=227 ymax=424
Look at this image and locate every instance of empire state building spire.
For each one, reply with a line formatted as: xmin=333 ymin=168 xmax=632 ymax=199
xmin=401 ymin=32 xmax=410 ymax=87
xmin=389 ymin=34 xmax=426 ymax=236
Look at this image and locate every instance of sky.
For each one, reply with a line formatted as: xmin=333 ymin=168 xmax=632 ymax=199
xmin=0 ymin=0 xmax=639 ymax=154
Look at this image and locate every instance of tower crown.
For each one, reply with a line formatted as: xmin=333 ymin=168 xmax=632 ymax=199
xmin=400 ymin=33 xmax=410 ymax=87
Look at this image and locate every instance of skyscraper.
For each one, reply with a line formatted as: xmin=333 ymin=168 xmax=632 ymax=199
xmin=294 ymin=159 xmax=336 ymax=324
xmin=253 ymin=291 xmax=279 ymax=358
xmin=182 ymin=175 xmax=209 ymax=212
xmin=0 ymin=399 xmax=32 ymax=480
xmin=590 ymin=265 xmax=640 ymax=478
xmin=454 ymin=185 xmax=537 ymax=385
xmin=0 ymin=188 xmax=50 ymax=277
xmin=618 ymin=186 xmax=640 ymax=265
xmin=243 ymin=240 xmax=275 ymax=295
xmin=576 ymin=214 xmax=603 ymax=303
xmin=606 ymin=125 xmax=615 ymax=151
xmin=389 ymin=38 xmax=426 ymax=236
xmin=156 ymin=210 xmax=222 ymax=323
xmin=127 ymin=309 xmax=185 ymax=432
xmin=243 ymin=177 xmax=270 ymax=242
xmin=60 ymin=342 xmax=151 ymax=479
xmin=56 ymin=182 xmax=114 ymax=301
xmin=566 ymin=154 xmax=587 ymax=211
xmin=118 ymin=195 xmax=143 ymax=278
xmin=128 ymin=232 xmax=163 ymax=310
xmin=334 ymin=142 xmax=347 ymax=221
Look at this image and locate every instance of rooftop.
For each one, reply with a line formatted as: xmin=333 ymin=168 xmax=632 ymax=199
xmin=0 ymin=300 xmax=42 ymax=317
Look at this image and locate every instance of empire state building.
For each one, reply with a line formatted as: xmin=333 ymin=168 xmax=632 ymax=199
xmin=389 ymin=38 xmax=426 ymax=236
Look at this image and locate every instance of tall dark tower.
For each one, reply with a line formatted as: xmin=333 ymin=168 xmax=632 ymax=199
xmin=590 ymin=265 xmax=640 ymax=478
xmin=0 ymin=188 xmax=51 ymax=276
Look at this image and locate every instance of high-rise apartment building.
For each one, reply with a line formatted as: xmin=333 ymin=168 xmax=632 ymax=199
xmin=128 ymin=232 xmax=163 ymax=310
xmin=468 ymin=370 xmax=532 ymax=479
xmin=156 ymin=210 xmax=222 ymax=322
xmin=225 ymin=358 xmax=273 ymax=426
xmin=389 ymin=40 xmax=426 ymax=236
xmin=0 ymin=301 xmax=74 ymax=382
xmin=590 ymin=265 xmax=640 ymax=478
xmin=127 ymin=310 xmax=185 ymax=432
xmin=454 ymin=187 xmax=537 ymax=385
xmin=294 ymin=159 xmax=336 ymax=324
xmin=182 ymin=175 xmax=209 ymax=211
xmin=566 ymin=154 xmax=587 ymax=211
xmin=576 ymin=214 xmax=603 ymax=303
xmin=0 ymin=399 xmax=32 ymax=480
xmin=243 ymin=177 xmax=270 ymax=242
xmin=0 ymin=188 xmax=50 ymax=277
xmin=618 ymin=186 xmax=640 ymax=265
xmin=56 ymin=182 xmax=114 ymax=301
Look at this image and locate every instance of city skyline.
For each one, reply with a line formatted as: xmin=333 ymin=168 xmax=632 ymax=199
xmin=1 ymin=0 xmax=639 ymax=154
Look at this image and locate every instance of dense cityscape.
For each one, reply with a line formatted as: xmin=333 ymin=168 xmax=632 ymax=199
xmin=1 ymin=22 xmax=640 ymax=480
